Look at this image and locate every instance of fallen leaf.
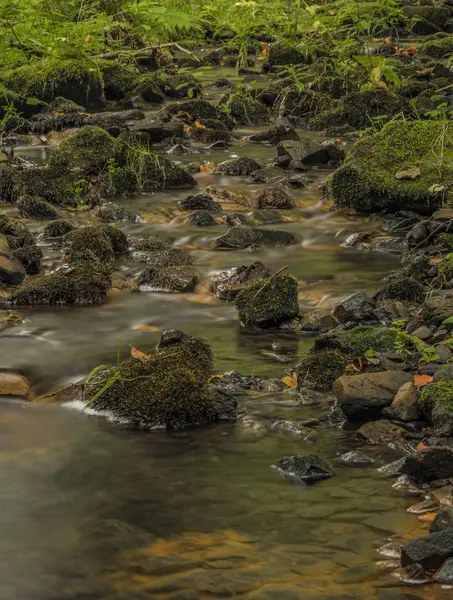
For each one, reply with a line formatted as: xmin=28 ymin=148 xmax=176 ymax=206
xmin=84 ymin=34 xmax=91 ymax=42
xmin=130 ymin=345 xmax=149 ymax=361
xmin=414 ymin=374 xmax=433 ymax=386
xmin=281 ymin=375 xmax=297 ymax=388
xmin=418 ymin=512 xmax=437 ymax=523
xmin=199 ymin=163 xmax=215 ymax=174
xmin=133 ymin=324 xmax=160 ymax=332
xmin=401 ymin=47 xmax=416 ymax=56
xmin=261 ymin=49 xmax=268 ymax=56
xmin=385 ymin=36 xmax=392 ymax=43
xmin=416 ymin=441 xmax=428 ymax=451
xmin=194 ymin=119 xmax=208 ymax=130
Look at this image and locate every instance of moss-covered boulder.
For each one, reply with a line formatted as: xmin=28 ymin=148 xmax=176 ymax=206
xmin=51 ymin=126 xmax=116 ymax=173
xmin=235 ymin=273 xmax=299 ymax=328
xmin=419 ymin=37 xmax=453 ymax=59
xmin=98 ymin=165 xmax=139 ymax=197
xmin=0 ymin=310 xmax=23 ymax=327
xmin=64 ymin=226 xmax=116 ymax=265
xmin=134 ymin=74 xmax=166 ymax=103
xmin=43 ymin=220 xmax=75 ymax=239
xmin=296 ymin=349 xmax=349 ymax=390
xmin=16 ymin=196 xmax=59 ymax=220
xmin=186 ymin=119 xmax=231 ymax=143
xmin=274 ymin=89 xmax=333 ymax=120
xmin=12 ymin=164 xmax=82 ymax=207
xmin=314 ymin=326 xmax=394 ymax=357
xmin=255 ymin=186 xmax=295 ymax=209
xmin=402 ymin=5 xmax=451 ymax=34
xmin=420 ymin=382 xmax=453 ymax=436
xmin=374 ymin=277 xmax=425 ymax=302
xmin=266 ymin=42 xmax=311 ymax=68
xmin=218 ymin=91 xmax=269 ymax=125
xmin=331 ymin=121 xmax=453 ymax=215
xmin=216 ymin=157 xmax=261 ymax=176
xmin=84 ymin=334 xmax=215 ymax=429
xmin=0 ymin=214 xmax=34 ymax=249
xmin=11 ymin=260 xmax=112 ymax=306
xmin=135 ymin=265 xmax=199 ymax=293
xmin=342 ymin=89 xmax=408 ymax=130
xmin=1 ymin=58 xmax=105 ymax=111
xmin=157 ymin=99 xmax=229 ymax=125
xmin=13 ymin=243 xmax=43 ymax=274
xmin=97 ymin=60 xmax=140 ymax=101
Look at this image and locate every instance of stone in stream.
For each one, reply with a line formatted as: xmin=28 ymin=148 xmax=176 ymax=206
xmin=382 ymin=382 xmax=422 ymax=422
xmin=64 ymin=225 xmax=116 ymax=265
xmin=435 ymin=557 xmax=453 ymax=584
xmin=85 ymin=333 xmax=217 ymax=429
xmin=419 ymin=381 xmax=453 ymax=436
xmin=178 ymin=194 xmax=220 ymax=212
xmin=338 ymin=450 xmax=376 ymax=466
xmin=374 ymin=277 xmax=424 ymax=303
xmin=400 ymin=447 xmax=453 ymax=483
xmin=43 ymin=219 xmax=75 ymax=239
xmin=214 ymin=263 xmax=271 ymax=300
xmin=0 ymin=244 xmax=26 ymax=286
xmin=16 ymin=195 xmax=59 ymax=220
xmin=0 ymin=310 xmax=23 ymax=327
xmin=133 ymin=247 xmax=195 ymax=268
xmin=135 ymin=266 xmax=199 ymax=293
xmin=187 ymin=210 xmax=217 ymax=227
xmin=205 ymin=185 xmax=250 ymax=207
xmin=392 ymin=563 xmax=429 ymax=585
xmin=216 ymin=157 xmax=261 ymax=176
xmin=268 ymin=119 xmax=300 ymax=144
xmin=332 ymin=292 xmax=377 ymax=325
xmin=295 ymin=349 xmax=349 ymax=390
xmin=0 ymin=372 xmax=30 ymax=397
xmin=272 ymin=455 xmax=334 ymax=483
xmin=333 ymin=371 xmax=413 ymax=421
xmin=402 ymin=529 xmax=453 ymax=570
xmin=234 ymin=273 xmax=299 ymax=328
xmin=255 ymin=185 xmax=295 ymax=209
xmin=98 ymin=202 xmax=142 ymax=223
xmin=357 ymin=420 xmax=408 ymax=445
xmin=430 ymin=508 xmax=453 ymax=534
xmin=213 ymin=226 xmax=298 ymax=249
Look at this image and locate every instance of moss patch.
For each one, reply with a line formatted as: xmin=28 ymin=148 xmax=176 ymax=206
xmin=314 ymin=326 xmax=394 ymax=357
xmin=64 ymin=226 xmax=115 ymax=265
xmin=218 ymin=91 xmax=269 ymax=125
xmin=296 ymin=349 xmax=349 ymax=390
xmin=420 ymin=381 xmax=453 ymax=435
xmin=51 ymin=126 xmax=116 ymax=173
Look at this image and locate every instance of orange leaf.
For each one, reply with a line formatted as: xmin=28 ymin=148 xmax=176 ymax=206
xmin=402 ymin=47 xmax=416 ymax=56
xmin=329 ymin=10 xmax=336 ymax=15
xmin=194 ymin=119 xmax=207 ymax=130
xmin=414 ymin=374 xmax=433 ymax=387
xmin=261 ymin=49 xmax=268 ymax=56
xmin=257 ymin=56 xmax=265 ymax=61
xmin=84 ymin=34 xmax=91 ymax=42
xmin=130 ymin=345 xmax=149 ymax=361
xmin=281 ymin=375 xmax=297 ymax=388
xmin=385 ymin=36 xmax=392 ymax=43
xmin=418 ymin=512 xmax=437 ymax=523
xmin=208 ymin=374 xmax=224 ymax=383
xmin=133 ymin=324 xmax=160 ymax=332
xmin=416 ymin=441 xmax=428 ymax=451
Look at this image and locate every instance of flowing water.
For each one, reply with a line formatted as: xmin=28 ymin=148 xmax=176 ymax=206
xmin=0 ymin=88 xmax=444 ymax=599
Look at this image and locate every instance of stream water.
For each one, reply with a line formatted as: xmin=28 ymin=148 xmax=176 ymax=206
xmin=0 ymin=83 xmax=445 ymax=599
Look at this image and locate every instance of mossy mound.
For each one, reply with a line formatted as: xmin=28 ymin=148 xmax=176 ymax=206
xmin=136 ymin=265 xmax=199 ymax=293
xmin=296 ymin=349 xmax=349 ymax=390
xmin=16 ymin=195 xmax=59 ymax=220
xmin=102 ymin=225 xmax=129 ymax=255
xmin=43 ymin=220 xmax=75 ymax=239
xmin=216 ymin=157 xmax=261 ymax=176
xmin=331 ymin=120 xmax=453 ymax=215
xmin=266 ymin=42 xmax=312 ymax=68
xmin=99 ymin=165 xmax=139 ymax=197
xmin=186 ymin=119 xmax=231 ymax=143
xmin=314 ymin=326 xmax=394 ymax=357
xmin=214 ymin=226 xmax=297 ymax=249
xmin=13 ymin=243 xmax=43 ymax=274
xmin=256 ymin=186 xmax=295 ymax=209
xmin=12 ymin=164 xmax=82 ymax=207
xmin=97 ymin=60 xmax=140 ymax=101
xmin=218 ymin=92 xmax=269 ymax=126
xmin=134 ymin=74 xmax=166 ymax=103
xmin=235 ymin=273 xmax=299 ymax=328
xmin=275 ymin=89 xmax=333 ymax=120
xmin=84 ymin=335 xmax=215 ymax=429
xmin=0 ymin=214 xmax=34 ymax=249
xmin=64 ymin=226 xmax=116 ymax=265
xmin=11 ymin=260 xmax=112 ymax=306
xmin=402 ymin=5 xmax=451 ymax=34
xmin=419 ymin=37 xmax=453 ymax=59
xmin=342 ymin=89 xmax=408 ymax=130
xmin=1 ymin=58 xmax=104 ymax=111
xmin=51 ymin=126 xmax=116 ymax=173
xmin=374 ymin=277 xmax=425 ymax=302
xmin=157 ymin=99 xmax=232 ymax=128
xmin=420 ymin=382 xmax=453 ymax=436
xmin=161 ymin=73 xmax=201 ymax=99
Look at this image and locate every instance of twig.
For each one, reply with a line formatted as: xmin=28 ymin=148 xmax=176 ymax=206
xmin=246 ymin=265 xmax=289 ymax=307
xmin=98 ymin=42 xmax=200 ymax=62
xmin=32 ymin=381 xmax=80 ymax=402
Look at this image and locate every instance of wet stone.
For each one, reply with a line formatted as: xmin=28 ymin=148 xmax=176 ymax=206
xmin=435 ymin=557 xmax=453 ymax=584
xmin=179 ymin=194 xmax=220 ymax=212
xmin=0 ymin=372 xmax=30 ymax=397
xmin=98 ymin=202 xmax=142 ymax=223
xmin=188 ymin=210 xmax=217 ymax=227
xmin=272 ymin=455 xmax=334 ymax=483
xmin=430 ymin=507 xmax=453 ymax=533
xmin=339 ymin=450 xmax=376 ymax=466
xmin=402 ymin=529 xmax=453 ymax=570
xmin=214 ymin=263 xmax=270 ymax=300
xmin=357 ymin=420 xmax=408 ymax=445
xmin=0 ymin=253 xmax=26 ymax=286
xmin=213 ymin=226 xmax=298 ymax=249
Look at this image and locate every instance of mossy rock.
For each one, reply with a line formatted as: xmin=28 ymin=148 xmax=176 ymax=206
xmin=157 ymin=99 xmax=233 ymax=128
xmin=419 ymin=36 xmax=453 ymax=59
xmin=136 ymin=265 xmax=199 ymax=293
xmin=11 ymin=260 xmax=112 ymax=306
xmin=0 ymin=310 xmax=23 ymax=327
xmin=84 ymin=335 xmax=215 ymax=429
xmin=134 ymin=73 xmax=166 ymax=103
xmin=161 ymin=73 xmax=202 ymax=99
xmin=97 ymin=60 xmax=140 ymax=101
xmin=64 ymin=226 xmax=115 ymax=266
xmin=295 ymin=349 xmax=350 ymax=390
xmin=374 ymin=277 xmax=425 ymax=302
xmin=402 ymin=5 xmax=451 ymax=34
xmin=342 ymin=89 xmax=408 ymax=130
xmin=16 ymin=195 xmax=59 ymax=220
xmin=51 ymin=126 xmax=116 ymax=173
xmin=99 ymin=165 xmax=139 ymax=197
xmin=309 ymin=105 xmax=347 ymax=132
xmin=214 ymin=226 xmax=298 ymax=249
xmin=218 ymin=92 xmax=269 ymax=126
xmin=102 ymin=225 xmax=129 ymax=255
xmin=331 ymin=120 xmax=453 ymax=215
xmin=12 ymin=164 xmax=82 ymax=207
xmin=186 ymin=119 xmax=231 ymax=143
xmin=314 ymin=326 xmax=395 ymax=357
xmin=142 ymin=247 xmax=195 ymax=268
xmin=0 ymin=214 xmax=34 ymax=249
xmin=235 ymin=273 xmax=299 ymax=328
xmin=437 ymin=253 xmax=453 ymax=287
xmin=13 ymin=243 xmax=43 ymax=274
xmin=420 ymin=381 xmax=453 ymax=436
xmin=43 ymin=220 xmax=75 ymax=239
xmin=275 ymin=89 xmax=333 ymax=120
xmin=266 ymin=42 xmax=312 ymax=68
xmin=216 ymin=157 xmax=261 ymax=176
xmin=1 ymin=58 xmax=105 ymax=111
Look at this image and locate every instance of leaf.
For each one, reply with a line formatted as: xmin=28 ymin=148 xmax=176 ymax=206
xmin=443 ymin=316 xmax=453 ymax=324
xmin=281 ymin=375 xmax=297 ymax=388
xmin=401 ymin=47 xmax=416 ymax=56
xmin=194 ymin=119 xmax=208 ymax=130
xmin=418 ymin=512 xmax=437 ymax=523
xmin=429 ymin=184 xmax=445 ymax=193
xmin=85 ymin=364 xmax=109 ymax=383
xmin=84 ymin=34 xmax=91 ymax=42
xmin=344 ymin=362 xmax=360 ymax=372
xmin=416 ymin=441 xmax=428 ymax=451
xmin=364 ymin=348 xmax=377 ymax=358
xmin=85 ymin=371 xmax=120 ymax=407
xmin=354 ymin=55 xmax=384 ymax=68
xmin=208 ymin=374 xmax=224 ymax=383
xmin=130 ymin=345 xmax=149 ymax=361
xmin=414 ymin=374 xmax=433 ymax=386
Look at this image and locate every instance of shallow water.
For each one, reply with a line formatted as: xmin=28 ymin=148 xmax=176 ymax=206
xmin=0 ymin=76 xmax=440 ymax=600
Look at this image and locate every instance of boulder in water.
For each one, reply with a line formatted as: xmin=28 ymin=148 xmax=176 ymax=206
xmin=272 ymin=455 xmax=334 ymax=483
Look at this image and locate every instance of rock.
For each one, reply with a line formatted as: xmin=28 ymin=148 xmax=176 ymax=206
xmin=205 ymin=185 xmax=250 ymax=206
xmin=356 ymin=420 xmax=407 ymax=445
xmin=158 ymin=329 xmax=185 ymax=348
xmin=378 ymin=457 xmax=406 ymax=477
xmin=13 ymin=243 xmax=43 ymax=275
xmin=424 ymin=293 xmax=453 ymax=326
xmin=435 ymin=557 xmax=453 ymax=584
xmin=276 ymin=140 xmax=327 ymax=166
xmin=383 ymin=382 xmax=421 ymax=422
xmin=430 ymin=508 xmax=453 ymax=534
xmin=85 ymin=335 xmax=215 ymax=429
xmin=16 ymin=195 xmax=59 ymax=220
xmin=412 ymin=326 xmax=432 ymax=341
xmin=314 ymin=326 xmax=394 ymax=356
xmin=187 ymin=210 xmax=216 ymax=226
xmin=98 ymin=202 xmax=142 ymax=223
xmin=374 ymin=278 xmax=424 ymax=303
xmin=134 ymin=247 xmax=195 ymax=268
xmin=272 ymin=455 xmax=333 ymax=483
xmin=246 ymin=167 xmax=287 ymax=185
xmin=136 ymin=120 xmax=185 ymax=143
xmin=43 ymin=220 xmax=75 ymax=239
xmin=213 ymin=226 xmax=298 ymax=249
xmin=333 ymin=293 xmax=376 ymax=324
xmin=268 ymin=119 xmax=300 ymax=144
xmin=214 ymin=263 xmax=270 ymax=300
xmin=392 ymin=563 xmax=428 ymax=584
xmin=339 ymin=450 xmax=376 ymax=466
xmin=210 ymin=389 xmax=238 ymax=422
xmin=407 ymin=222 xmax=430 ymax=247
xmin=300 ymin=309 xmax=338 ymax=333
xmin=435 ymin=344 xmax=453 ymax=364
xmin=433 ymin=208 xmax=453 ymax=222
xmin=135 ymin=266 xmax=199 ymax=293
xmin=218 ymin=91 xmax=269 ymax=126
xmin=178 ymin=194 xmax=220 ymax=212
xmin=396 ymin=166 xmax=421 ymax=181
xmin=295 ymin=349 xmax=349 ymax=390
xmin=420 ymin=381 xmax=453 ymax=436
xmin=402 ymin=529 xmax=453 ymax=570
xmin=235 ymin=273 xmax=299 ymax=328
xmin=333 ymin=371 xmax=413 ymax=421
xmin=286 ymin=173 xmax=309 ymax=187
xmin=0 ymin=252 xmax=26 ymax=286
xmin=401 ymin=447 xmax=453 ymax=483
xmin=64 ymin=226 xmax=116 ymax=265
xmin=0 ymin=372 xmax=30 ymax=397
xmin=255 ymin=185 xmax=295 ymax=209
xmin=216 ymin=157 xmax=261 ymax=176
xmin=0 ymin=310 xmax=23 ymax=327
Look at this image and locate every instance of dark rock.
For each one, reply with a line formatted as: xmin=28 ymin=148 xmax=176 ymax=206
xmin=158 ymin=329 xmax=185 ymax=348
xmin=210 ymin=389 xmax=238 ymax=422
xmin=423 ymin=293 xmax=453 ymax=326
xmin=214 ymin=263 xmax=270 ymax=300
xmin=213 ymin=226 xmax=298 ymax=249
xmin=407 ymin=222 xmax=430 ymax=247
xmin=268 ymin=119 xmax=300 ymax=144
xmin=435 ymin=557 xmax=453 ymax=584
xmin=255 ymin=185 xmax=295 ymax=209
xmin=333 ymin=293 xmax=377 ymax=324
xmin=402 ymin=529 xmax=453 ymax=570
xmin=235 ymin=273 xmax=299 ymax=328
xmin=392 ymin=563 xmax=428 ymax=584
xmin=295 ymin=349 xmax=349 ymax=390
xmin=64 ymin=226 xmax=115 ymax=265
xmin=286 ymin=173 xmax=309 ymax=187
xmin=16 ymin=195 xmax=59 ymax=220
xmin=339 ymin=450 xmax=376 ymax=466
xmin=401 ymin=447 xmax=453 ymax=483
xmin=333 ymin=371 xmax=413 ymax=421
xmin=135 ymin=266 xmax=199 ymax=293
xmin=378 ymin=457 xmax=406 ymax=477
xmin=374 ymin=278 xmax=425 ymax=303
xmin=205 ymin=185 xmax=250 ymax=206
xmin=430 ymin=508 xmax=453 ymax=534
xmin=272 ymin=455 xmax=333 ymax=483
xmin=0 ymin=248 xmax=26 ymax=286
xmin=13 ymin=243 xmax=43 ymax=274
xmin=43 ymin=219 xmax=75 ymax=239
xmin=216 ymin=157 xmax=261 ymax=176
xmin=382 ymin=382 xmax=421 ymax=422
xmin=434 ymin=344 xmax=453 ymax=363
xmin=188 ymin=210 xmax=216 ymax=227
xmin=178 ymin=194 xmax=220 ymax=212
xmin=300 ymin=309 xmax=338 ymax=333
xmin=357 ymin=419 xmax=408 ymax=445
xmin=244 ymin=210 xmax=284 ymax=226
xmin=136 ymin=120 xmax=185 ymax=143
xmin=98 ymin=202 xmax=142 ymax=223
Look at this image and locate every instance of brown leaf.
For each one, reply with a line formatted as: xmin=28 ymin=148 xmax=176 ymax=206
xmin=281 ymin=375 xmax=297 ymax=388
xmin=401 ymin=47 xmax=416 ymax=56
xmin=418 ymin=512 xmax=437 ymax=523
xmin=130 ymin=345 xmax=149 ymax=362
xmin=416 ymin=441 xmax=428 ymax=451
xmin=414 ymin=374 xmax=433 ymax=387
xmin=194 ymin=119 xmax=208 ymax=130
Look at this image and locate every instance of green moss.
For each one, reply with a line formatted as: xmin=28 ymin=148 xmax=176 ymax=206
xmin=11 ymin=260 xmax=112 ymax=306
xmin=402 ymin=5 xmax=451 ymax=34
xmin=51 ymin=126 xmax=116 ymax=173
xmin=235 ymin=274 xmax=299 ymax=328
xmin=85 ymin=336 xmax=215 ymax=429
xmin=419 ymin=37 xmax=453 ymax=59
xmin=12 ymin=244 xmax=43 ymax=274
xmin=309 ymin=105 xmax=346 ymax=131
xmin=331 ymin=120 xmax=453 ymax=214
xmin=99 ymin=164 xmax=139 ymax=197
xmin=374 ymin=277 xmax=425 ymax=302
xmin=160 ymin=73 xmax=201 ymax=99
xmin=186 ymin=119 xmax=231 ymax=143
xmin=296 ymin=349 xmax=349 ymax=390
xmin=266 ymin=42 xmax=312 ymax=67
xmin=96 ymin=60 xmax=139 ymax=101
xmin=420 ymin=381 xmax=453 ymax=435
xmin=64 ymin=226 xmax=115 ymax=265
xmin=218 ymin=91 xmax=269 ymax=125
xmin=276 ymin=89 xmax=333 ymax=119
xmin=16 ymin=195 xmax=59 ymax=220
xmin=314 ymin=326 xmax=395 ymax=357
xmin=13 ymin=164 xmax=81 ymax=206
xmin=0 ymin=310 xmax=23 ymax=327
xmin=342 ymin=89 xmax=408 ymax=130
xmin=1 ymin=58 xmax=104 ymax=109
xmin=134 ymin=73 xmax=166 ymax=103
xmin=43 ymin=220 xmax=75 ymax=239
xmin=157 ymin=99 xmax=233 ymax=128
xmin=0 ymin=214 xmax=34 ymax=249
xmin=102 ymin=225 xmax=128 ymax=255
xmin=136 ymin=265 xmax=199 ymax=293
xmin=435 ymin=232 xmax=453 ymax=250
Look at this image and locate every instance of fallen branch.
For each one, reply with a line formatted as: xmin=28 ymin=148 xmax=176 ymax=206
xmin=98 ymin=41 xmax=200 ymax=62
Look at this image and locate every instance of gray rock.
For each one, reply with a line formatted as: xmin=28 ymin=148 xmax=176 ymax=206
xmin=214 ymin=263 xmax=270 ymax=300
xmin=0 ymin=251 xmax=26 ymax=286
xmin=357 ymin=419 xmax=407 ymax=445
xmin=382 ymin=382 xmax=422 ymax=422
xmin=98 ymin=202 xmax=142 ymax=223
xmin=213 ymin=226 xmax=298 ymax=249
xmin=268 ymin=119 xmax=300 ymax=144
xmin=435 ymin=557 xmax=453 ymax=584
xmin=401 ymin=447 xmax=453 ymax=483
xmin=435 ymin=344 xmax=453 ymax=364
xmin=333 ymin=371 xmax=413 ymax=421
xmin=412 ymin=326 xmax=432 ymax=341
xmin=255 ymin=185 xmax=295 ymax=209
xmin=188 ymin=210 xmax=216 ymax=226
xmin=178 ymin=194 xmax=220 ymax=211
xmin=430 ymin=508 xmax=453 ymax=533
xmin=402 ymin=529 xmax=453 ymax=570
xmin=272 ymin=455 xmax=333 ymax=483
xmin=216 ymin=157 xmax=261 ymax=176
xmin=136 ymin=266 xmax=199 ymax=293
xmin=333 ymin=293 xmax=377 ymax=324
xmin=339 ymin=450 xmax=376 ymax=466
xmin=16 ymin=195 xmax=59 ymax=220
xmin=423 ymin=293 xmax=453 ymax=326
